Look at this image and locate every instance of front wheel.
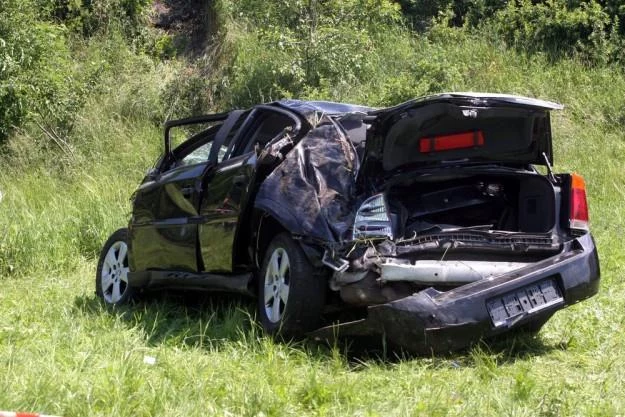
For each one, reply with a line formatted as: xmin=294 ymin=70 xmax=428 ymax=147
xmin=258 ymin=233 xmax=326 ymax=337
xmin=96 ymin=228 xmax=135 ymax=305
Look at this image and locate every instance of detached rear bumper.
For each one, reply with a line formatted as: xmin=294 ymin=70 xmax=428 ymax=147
xmin=311 ymin=233 xmax=600 ymax=354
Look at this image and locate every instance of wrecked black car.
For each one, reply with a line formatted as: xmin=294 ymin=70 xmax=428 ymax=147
xmin=96 ymin=93 xmax=600 ymax=353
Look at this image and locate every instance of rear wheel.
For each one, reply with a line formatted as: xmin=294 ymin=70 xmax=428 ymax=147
xmin=258 ymin=233 xmax=326 ymax=336
xmin=96 ymin=228 xmax=135 ymax=305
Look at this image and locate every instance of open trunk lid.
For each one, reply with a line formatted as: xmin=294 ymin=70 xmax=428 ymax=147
xmin=366 ymin=93 xmax=563 ymax=171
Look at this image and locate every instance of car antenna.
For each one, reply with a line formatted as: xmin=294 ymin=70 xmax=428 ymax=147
xmin=542 ymin=152 xmax=557 ymax=184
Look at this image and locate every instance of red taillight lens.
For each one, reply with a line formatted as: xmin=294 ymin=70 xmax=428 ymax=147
xmin=420 ymin=131 xmax=484 ymax=153
xmin=569 ymin=173 xmax=589 ymax=230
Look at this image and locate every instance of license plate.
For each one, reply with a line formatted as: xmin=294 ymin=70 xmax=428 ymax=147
xmin=486 ymin=278 xmax=563 ymax=328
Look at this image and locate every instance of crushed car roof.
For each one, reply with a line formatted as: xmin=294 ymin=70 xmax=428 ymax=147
xmin=275 ymin=99 xmax=374 ymax=116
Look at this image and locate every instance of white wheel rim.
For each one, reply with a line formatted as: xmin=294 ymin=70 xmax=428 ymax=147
xmin=263 ymin=247 xmax=290 ymax=323
xmin=101 ymin=241 xmax=129 ymax=304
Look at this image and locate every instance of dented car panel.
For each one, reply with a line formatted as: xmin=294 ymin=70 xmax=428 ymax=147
xmin=254 ymin=117 xmax=360 ymax=242
xmin=119 ymin=93 xmax=599 ymax=354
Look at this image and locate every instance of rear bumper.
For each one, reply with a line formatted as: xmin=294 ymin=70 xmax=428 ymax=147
xmin=311 ymin=233 xmax=600 ymax=353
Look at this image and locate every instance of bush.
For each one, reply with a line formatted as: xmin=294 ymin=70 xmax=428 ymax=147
xmin=398 ymin=0 xmax=625 ymax=65
xmin=0 ymin=0 xmax=158 ymax=147
xmin=490 ymin=0 xmax=619 ymax=63
xmin=39 ymin=0 xmax=152 ymax=37
xmin=0 ymin=1 xmax=77 ymax=144
xmin=398 ymin=0 xmax=508 ymax=29
xmin=215 ymin=0 xmax=408 ymax=107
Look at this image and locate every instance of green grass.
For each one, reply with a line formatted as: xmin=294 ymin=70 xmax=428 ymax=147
xmin=0 ymin=264 xmax=622 ymax=416
xmin=1 ymin=23 xmax=625 ymax=417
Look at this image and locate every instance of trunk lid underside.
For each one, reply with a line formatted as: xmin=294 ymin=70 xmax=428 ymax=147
xmin=367 ymin=93 xmax=562 ymax=170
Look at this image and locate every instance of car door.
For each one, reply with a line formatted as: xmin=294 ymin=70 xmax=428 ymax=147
xmin=129 ymin=111 xmax=245 ymax=273
xmin=198 ymin=106 xmax=302 ymax=273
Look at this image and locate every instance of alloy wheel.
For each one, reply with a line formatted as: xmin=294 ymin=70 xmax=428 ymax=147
xmin=100 ymin=241 xmax=130 ymax=304
xmin=263 ymin=247 xmax=290 ymax=323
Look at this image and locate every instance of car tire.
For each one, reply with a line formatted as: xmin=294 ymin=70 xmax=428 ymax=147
xmin=96 ymin=228 xmax=135 ymax=306
xmin=258 ymin=233 xmax=326 ymax=337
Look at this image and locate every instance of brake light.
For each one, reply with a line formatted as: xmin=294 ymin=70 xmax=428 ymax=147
xmin=569 ymin=173 xmax=589 ymax=230
xmin=420 ymin=131 xmax=484 ymax=153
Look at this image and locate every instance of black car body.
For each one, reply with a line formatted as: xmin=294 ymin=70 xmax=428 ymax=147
xmin=96 ymin=93 xmax=600 ymax=353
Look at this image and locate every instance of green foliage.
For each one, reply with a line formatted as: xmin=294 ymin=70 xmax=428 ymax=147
xmin=398 ymin=0 xmax=508 ymax=28
xmin=208 ymin=1 xmax=476 ymax=109
xmin=40 ymin=0 xmax=152 ymax=37
xmin=0 ymin=1 xmax=74 ymax=143
xmin=399 ymin=0 xmax=625 ymax=65
xmin=150 ymin=33 xmax=177 ymax=59
xmin=217 ymin=0 xmax=404 ymax=107
xmin=0 ymin=0 xmax=156 ymax=146
xmin=570 ymin=0 xmax=625 ymax=35
xmin=490 ymin=0 xmax=622 ymax=63
xmin=161 ymin=62 xmax=217 ymax=119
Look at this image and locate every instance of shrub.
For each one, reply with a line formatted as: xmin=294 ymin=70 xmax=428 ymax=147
xmin=38 ymin=0 xmax=152 ymax=37
xmin=398 ymin=0 xmax=508 ymax=29
xmin=0 ymin=0 xmax=157 ymax=146
xmin=0 ymin=1 xmax=76 ymax=144
xmin=215 ymin=0 xmax=405 ymax=107
xmin=399 ymin=0 xmax=625 ymax=65
xmin=490 ymin=0 xmax=617 ymax=62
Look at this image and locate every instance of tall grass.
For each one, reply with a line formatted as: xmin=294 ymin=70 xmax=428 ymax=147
xmin=0 ymin=46 xmax=170 ymax=276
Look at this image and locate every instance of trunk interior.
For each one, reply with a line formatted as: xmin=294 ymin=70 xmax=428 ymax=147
xmin=386 ymin=171 xmax=558 ymax=241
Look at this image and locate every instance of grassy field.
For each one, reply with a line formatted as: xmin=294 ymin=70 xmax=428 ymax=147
xmin=0 ymin=263 xmax=623 ymax=417
xmin=2 ymin=19 xmax=625 ymax=417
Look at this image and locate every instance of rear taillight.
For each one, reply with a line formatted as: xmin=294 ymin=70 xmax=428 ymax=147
xmin=353 ymin=194 xmax=394 ymax=240
xmin=569 ymin=173 xmax=589 ymax=231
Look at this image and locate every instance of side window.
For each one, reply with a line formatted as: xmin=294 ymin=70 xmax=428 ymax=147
xmin=180 ymin=141 xmax=213 ymax=167
xmin=168 ymin=124 xmax=221 ymax=171
xmin=164 ymin=111 xmax=250 ymax=171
